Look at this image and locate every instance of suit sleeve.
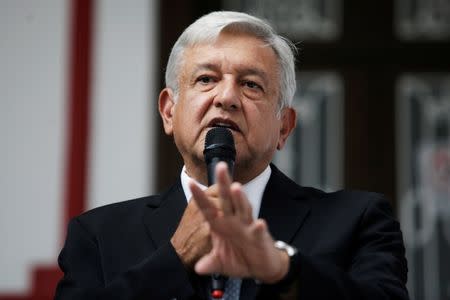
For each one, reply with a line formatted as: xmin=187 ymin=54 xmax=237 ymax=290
xmin=54 ymin=217 xmax=196 ymax=300
xmin=261 ymin=194 xmax=409 ymax=300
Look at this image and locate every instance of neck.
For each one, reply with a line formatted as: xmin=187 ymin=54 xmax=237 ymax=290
xmin=184 ymin=159 xmax=269 ymax=186
xmin=183 ymin=157 xmax=208 ymax=186
xmin=233 ymin=162 xmax=269 ymax=184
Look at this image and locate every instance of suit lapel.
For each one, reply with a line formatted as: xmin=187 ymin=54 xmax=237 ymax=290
xmin=259 ymin=165 xmax=311 ymax=243
xmin=142 ymin=180 xmax=187 ymax=247
xmin=142 ymin=181 xmax=211 ymax=299
xmin=242 ymin=165 xmax=311 ymax=300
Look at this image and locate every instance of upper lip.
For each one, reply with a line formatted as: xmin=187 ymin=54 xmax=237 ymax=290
xmin=207 ymin=118 xmax=241 ymax=132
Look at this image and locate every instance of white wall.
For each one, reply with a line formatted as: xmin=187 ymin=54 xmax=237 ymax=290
xmin=0 ymin=0 xmax=157 ymax=293
xmin=0 ymin=0 xmax=69 ymax=292
xmin=88 ymin=0 xmax=157 ymax=209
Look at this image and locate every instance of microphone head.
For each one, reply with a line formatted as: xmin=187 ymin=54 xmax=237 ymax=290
xmin=203 ymin=127 xmax=236 ymax=163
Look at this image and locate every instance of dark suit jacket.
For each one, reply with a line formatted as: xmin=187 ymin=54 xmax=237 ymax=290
xmin=54 ymin=165 xmax=408 ymax=299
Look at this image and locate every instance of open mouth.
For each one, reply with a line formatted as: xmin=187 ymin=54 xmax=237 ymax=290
xmin=207 ymin=118 xmax=240 ymax=132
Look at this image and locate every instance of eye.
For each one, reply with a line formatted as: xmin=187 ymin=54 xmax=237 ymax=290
xmin=197 ymin=75 xmax=215 ymax=85
xmin=243 ymin=80 xmax=263 ymax=91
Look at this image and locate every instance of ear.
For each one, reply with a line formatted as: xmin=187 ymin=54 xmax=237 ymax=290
xmin=158 ymin=88 xmax=176 ymax=136
xmin=277 ymin=107 xmax=297 ymax=150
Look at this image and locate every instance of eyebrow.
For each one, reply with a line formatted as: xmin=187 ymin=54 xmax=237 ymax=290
xmin=192 ymin=62 xmax=270 ymax=86
xmin=192 ymin=63 xmax=221 ymax=75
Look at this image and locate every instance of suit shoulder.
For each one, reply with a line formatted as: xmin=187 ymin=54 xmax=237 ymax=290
xmin=322 ymin=189 xmax=392 ymax=212
xmin=326 ymin=189 xmax=383 ymax=200
xmin=73 ymin=195 xmax=159 ymax=230
xmin=270 ymin=165 xmax=388 ymax=209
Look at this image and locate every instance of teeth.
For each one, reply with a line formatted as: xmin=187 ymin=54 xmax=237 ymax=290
xmin=210 ymin=120 xmax=238 ymax=131
xmin=215 ymin=123 xmax=231 ymax=128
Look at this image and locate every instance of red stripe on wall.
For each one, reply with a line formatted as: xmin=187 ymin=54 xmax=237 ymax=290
xmin=63 ymin=0 xmax=94 ymax=232
xmin=0 ymin=1 xmax=94 ymax=299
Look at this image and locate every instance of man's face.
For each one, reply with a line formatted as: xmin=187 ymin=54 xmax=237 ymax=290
xmin=160 ymin=31 xmax=295 ymax=183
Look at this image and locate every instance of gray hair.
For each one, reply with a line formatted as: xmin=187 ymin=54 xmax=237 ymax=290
xmin=165 ymin=11 xmax=297 ymax=111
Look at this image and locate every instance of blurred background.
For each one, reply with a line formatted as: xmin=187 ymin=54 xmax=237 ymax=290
xmin=1 ymin=0 xmax=449 ymax=299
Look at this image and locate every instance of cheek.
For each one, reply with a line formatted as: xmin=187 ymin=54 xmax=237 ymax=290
xmin=183 ymin=92 xmax=212 ymax=121
xmin=176 ymin=96 xmax=204 ymax=122
xmin=172 ymin=96 xmax=213 ymax=147
xmin=246 ymin=109 xmax=280 ymax=141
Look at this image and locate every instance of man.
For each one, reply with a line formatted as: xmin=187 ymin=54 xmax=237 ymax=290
xmin=55 ymin=11 xmax=409 ymax=300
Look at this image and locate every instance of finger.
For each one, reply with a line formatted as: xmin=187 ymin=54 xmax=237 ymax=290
xmin=215 ymin=162 xmax=234 ymax=214
xmin=194 ymin=252 xmax=221 ymax=275
xmin=251 ymin=219 xmax=271 ymax=240
xmin=189 ymin=180 xmax=220 ymax=221
xmin=230 ymin=182 xmax=253 ymax=224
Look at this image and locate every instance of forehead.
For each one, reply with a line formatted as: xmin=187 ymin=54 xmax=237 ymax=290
xmin=180 ymin=32 xmax=279 ymax=76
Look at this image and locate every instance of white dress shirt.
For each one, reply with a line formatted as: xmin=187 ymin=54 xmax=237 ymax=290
xmin=180 ymin=165 xmax=272 ymax=219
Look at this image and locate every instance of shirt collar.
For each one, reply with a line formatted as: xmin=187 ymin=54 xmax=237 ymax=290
xmin=180 ymin=165 xmax=272 ymax=219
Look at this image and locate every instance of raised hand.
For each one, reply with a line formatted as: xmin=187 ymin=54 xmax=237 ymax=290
xmin=170 ymin=197 xmax=211 ymax=268
xmin=189 ymin=162 xmax=289 ymax=283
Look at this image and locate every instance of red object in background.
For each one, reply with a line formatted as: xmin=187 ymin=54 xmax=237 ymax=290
xmin=433 ymin=147 xmax=450 ymax=189
xmin=0 ymin=267 xmax=62 ymax=300
xmin=0 ymin=0 xmax=93 ymax=299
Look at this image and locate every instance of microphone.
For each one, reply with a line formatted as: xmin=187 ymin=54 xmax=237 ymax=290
xmin=204 ymin=126 xmax=236 ymax=185
xmin=203 ymin=127 xmax=236 ymax=299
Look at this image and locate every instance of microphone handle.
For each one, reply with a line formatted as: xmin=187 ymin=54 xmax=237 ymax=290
xmin=207 ymin=157 xmax=235 ymax=185
xmin=207 ymin=157 xmax=234 ymax=298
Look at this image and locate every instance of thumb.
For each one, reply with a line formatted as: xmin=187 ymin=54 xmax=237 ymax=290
xmin=195 ymin=253 xmax=221 ymax=274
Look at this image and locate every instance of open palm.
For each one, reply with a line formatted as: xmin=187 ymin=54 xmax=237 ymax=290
xmin=189 ymin=163 xmax=289 ymax=283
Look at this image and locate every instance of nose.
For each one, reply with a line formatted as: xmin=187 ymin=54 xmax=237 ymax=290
xmin=213 ymin=78 xmax=241 ymax=111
